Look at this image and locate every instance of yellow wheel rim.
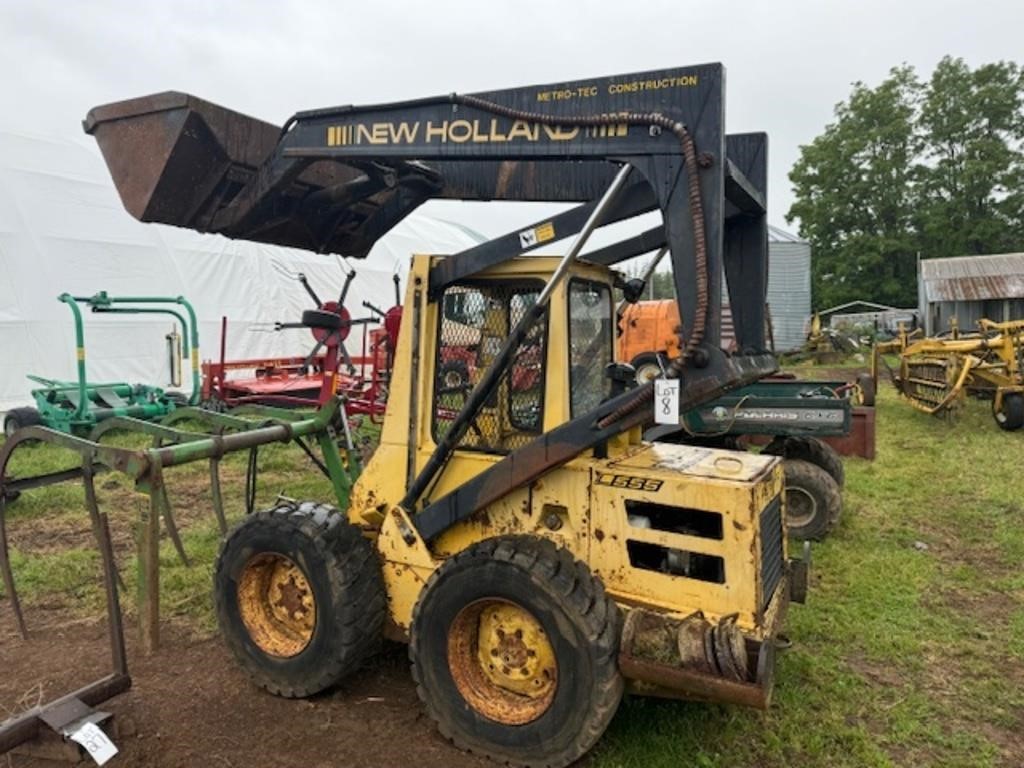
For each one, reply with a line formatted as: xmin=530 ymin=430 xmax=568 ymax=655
xmin=237 ymin=553 xmax=316 ymax=658
xmin=447 ymin=599 xmax=557 ymax=725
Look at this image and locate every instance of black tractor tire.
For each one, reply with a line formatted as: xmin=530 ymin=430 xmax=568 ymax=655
xmin=213 ymin=500 xmax=385 ymax=698
xmin=630 ymin=352 xmax=665 ymax=385
xmin=765 ymin=435 xmax=845 ymax=488
xmin=3 ymin=407 xmax=42 ymax=438
xmin=783 ymin=459 xmax=842 ymax=541
xmin=993 ymin=393 xmax=1024 ymax=431
xmin=438 ymin=360 xmax=470 ymax=392
xmin=856 ymin=373 xmax=877 ymax=407
xmin=410 ymin=536 xmax=623 ymax=768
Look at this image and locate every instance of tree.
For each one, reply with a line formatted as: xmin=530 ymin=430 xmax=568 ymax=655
xmin=787 ymin=66 xmax=921 ymax=308
xmin=915 ymin=57 xmax=1024 ymax=258
xmin=787 ymin=57 xmax=1024 ymax=310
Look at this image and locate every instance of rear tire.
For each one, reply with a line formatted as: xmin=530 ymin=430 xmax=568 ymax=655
xmin=993 ymin=393 xmax=1024 ymax=431
xmin=213 ymin=501 xmax=385 ymax=697
xmin=410 ymin=536 xmax=622 ymax=768
xmin=765 ymin=436 xmax=845 ymax=488
xmin=783 ymin=459 xmax=841 ymax=541
xmin=3 ymin=407 xmax=42 ymax=438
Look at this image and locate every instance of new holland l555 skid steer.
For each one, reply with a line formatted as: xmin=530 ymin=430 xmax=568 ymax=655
xmin=84 ymin=63 xmax=807 ymax=766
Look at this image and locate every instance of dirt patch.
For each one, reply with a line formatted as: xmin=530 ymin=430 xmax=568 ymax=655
xmin=5 ymin=461 xmax=246 ymax=559
xmin=845 ymin=649 xmax=1022 ymax=768
xmin=1 ymin=605 xmax=489 ymax=767
xmin=926 ymin=583 xmax=1019 ymax=628
xmin=844 ymin=653 xmax=905 ymax=689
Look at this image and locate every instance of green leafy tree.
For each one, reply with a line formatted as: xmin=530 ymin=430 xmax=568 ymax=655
xmin=915 ymin=57 xmax=1024 ymax=257
xmin=787 ymin=66 xmax=921 ymax=308
xmin=788 ymin=57 xmax=1024 ymax=310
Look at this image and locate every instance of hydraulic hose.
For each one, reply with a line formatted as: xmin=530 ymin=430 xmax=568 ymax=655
xmin=452 ymin=94 xmax=710 ymax=428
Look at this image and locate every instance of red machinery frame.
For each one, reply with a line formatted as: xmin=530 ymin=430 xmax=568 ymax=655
xmin=203 ymin=305 xmax=400 ymax=420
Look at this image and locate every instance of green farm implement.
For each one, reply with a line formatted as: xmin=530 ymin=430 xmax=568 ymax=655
xmin=646 ymin=377 xmax=863 ymax=541
xmin=3 ymin=292 xmax=202 ymax=438
xmin=0 ymin=363 xmax=363 ymax=754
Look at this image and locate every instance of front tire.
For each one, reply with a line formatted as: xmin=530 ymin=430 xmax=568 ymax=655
xmin=783 ymin=459 xmax=841 ymax=541
xmin=856 ymin=373 xmax=877 ymax=407
xmin=213 ymin=501 xmax=385 ymax=697
xmin=410 ymin=536 xmax=622 ymax=768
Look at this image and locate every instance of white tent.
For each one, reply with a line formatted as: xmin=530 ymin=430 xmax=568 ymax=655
xmin=0 ymin=130 xmax=485 ymax=412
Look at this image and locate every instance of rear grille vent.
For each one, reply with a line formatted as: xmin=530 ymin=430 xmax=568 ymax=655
xmin=759 ymin=495 xmax=784 ymax=609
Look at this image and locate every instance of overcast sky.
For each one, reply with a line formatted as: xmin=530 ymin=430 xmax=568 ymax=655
xmin=2 ymin=0 xmax=1022 ymax=243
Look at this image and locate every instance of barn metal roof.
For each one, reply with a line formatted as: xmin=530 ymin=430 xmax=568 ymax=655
xmin=920 ymin=253 xmax=1024 ymax=302
xmin=768 ymin=225 xmax=806 ymax=244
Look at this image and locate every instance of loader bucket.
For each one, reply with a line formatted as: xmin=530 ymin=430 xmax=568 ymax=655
xmin=84 ymin=92 xmax=280 ymax=227
xmin=84 ymin=93 xmax=381 ymax=255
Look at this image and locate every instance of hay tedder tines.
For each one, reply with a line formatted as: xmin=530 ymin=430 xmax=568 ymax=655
xmin=874 ymin=318 xmax=1024 ymax=430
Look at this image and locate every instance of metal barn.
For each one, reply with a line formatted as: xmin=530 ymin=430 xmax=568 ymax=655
xmin=919 ymin=253 xmax=1024 ymax=336
xmin=764 ymin=226 xmax=812 ymax=352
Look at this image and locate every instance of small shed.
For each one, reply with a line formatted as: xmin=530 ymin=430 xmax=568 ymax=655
xmin=820 ymin=301 xmax=918 ymax=334
xmin=919 ymin=253 xmax=1024 ymax=336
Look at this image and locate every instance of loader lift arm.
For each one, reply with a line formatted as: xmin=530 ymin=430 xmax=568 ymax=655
xmin=84 ymin=63 xmax=775 ymax=541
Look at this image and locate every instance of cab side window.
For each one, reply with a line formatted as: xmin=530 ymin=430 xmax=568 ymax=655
xmin=568 ymin=280 xmax=613 ymax=417
xmin=434 ymin=281 xmax=546 ymax=453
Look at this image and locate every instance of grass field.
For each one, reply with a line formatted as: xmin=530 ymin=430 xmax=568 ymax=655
xmin=2 ymin=388 xmax=1022 ymax=766
xmin=598 ymin=387 xmax=1024 ymax=767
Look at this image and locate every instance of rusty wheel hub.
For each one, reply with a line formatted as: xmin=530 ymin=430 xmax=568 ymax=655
xmin=447 ymin=599 xmax=557 ymax=725
xmin=237 ymin=553 xmax=316 ymax=658
xmin=786 ymin=485 xmax=817 ymax=527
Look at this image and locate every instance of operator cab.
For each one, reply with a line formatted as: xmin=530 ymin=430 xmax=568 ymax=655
xmin=431 ymin=256 xmax=617 ymax=454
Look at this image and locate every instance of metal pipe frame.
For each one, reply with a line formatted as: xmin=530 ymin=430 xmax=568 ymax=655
xmin=399 ymin=164 xmax=634 ymax=512
xmin=74 ymin=294 xmax=203 ymax=406
xmin=0 ymin=468 xmax=130 ymax=755
xmin=0 ymin=398 xmax=355 ymax=659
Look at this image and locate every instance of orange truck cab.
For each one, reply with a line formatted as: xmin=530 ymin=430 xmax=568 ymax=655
xmin=618 ymin=299 xmax=681 ymax=381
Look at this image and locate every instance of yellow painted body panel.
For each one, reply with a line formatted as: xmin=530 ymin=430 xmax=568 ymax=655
xmin=349 ymin=253 xmax=787 ymax=646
